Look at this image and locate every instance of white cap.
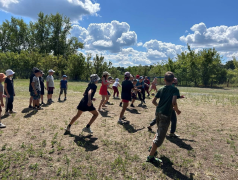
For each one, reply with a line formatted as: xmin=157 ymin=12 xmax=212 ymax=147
xmin=6 ymin=69 xmax=15 ymax=76
xmin=48 ymin=69 xmax=55 ymax=73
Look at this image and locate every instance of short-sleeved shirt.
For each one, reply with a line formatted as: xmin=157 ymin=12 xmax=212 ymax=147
xmin=121 ymin=79 xmax=134 ymax=101
xmin=81 ymin=83 xmax=97 ymax=103
xmin=29 ymin=73 xmax=35 ymax=92
xmin=32 ymin=76 xmax=41 ymax=91
xmin=155 ymin=85 xmax=180 ymax=116
xmin=136 ymin=80 xmax=144 ymax=89
xmin=113 ymin=82 xmax=120 ymax=87
xmin=46 ymin=75 xmax=54 ymax=87
xmin=4 ymin=78 xmax=14 ymax=95
xmin=144 ymin=79 xmax=150 ymax=85
xmin=60 ymin=80 xmax=67 ymax=89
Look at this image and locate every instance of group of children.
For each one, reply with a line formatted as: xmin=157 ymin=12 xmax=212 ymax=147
xmin=1 ymin=67 xmax=182 ymax=165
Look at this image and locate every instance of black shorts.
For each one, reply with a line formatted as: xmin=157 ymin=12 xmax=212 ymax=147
xmin=77 ymin=100 xmax=96 ymax=112
xmin=48 ymin=87 xmax=54 ymax=95
xmin=41 ymin=88 xmax=44 ymax=95
xmin=107 ymin=90 xmax=110 ymax=96
xmin=132 ymin=93 xmax=137 ymax=99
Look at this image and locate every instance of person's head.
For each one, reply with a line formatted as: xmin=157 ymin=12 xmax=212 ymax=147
xmin=136 ymin=75 xmax=140 ymax=79
xmin=62 ymin=75 xmax=67 ymax=80
xmin=90 ymin=74 xmax=100 ymax=84
xmin=124 ymin=72 xmax=131 ymax=80
xmin=172 ymin=78 xmax=178 ymax=86
xmin=40 ymin=71 xmax=44 ymax=77
xmin=164 ymin=71 xmax=175 ymax=84
xmin=115 ymin=78 xmax=119 ymax=82
xmin=48 ymin=69 xmax=55 ymax=75
xmin=108 ymin=76 xmax=113 ymax=81
xmin=145 ymin=76 xmax=148 ymax=80
xmin=6 ymin=69 xmax=15 ymax=78
xmin=32 ymin=67 xmax=39 ymax=73
xmin=102 ymin=71 xmax=110 ymax=80
xmin=0 ymin=73 xmax=7 ymax=83
xmin=34 ymin=69 xmax=41 ymax=77
xmin=133 ymin=79 xmax=137 ymax=85
xmin=139 ymin=76 xmax=144 ymax=82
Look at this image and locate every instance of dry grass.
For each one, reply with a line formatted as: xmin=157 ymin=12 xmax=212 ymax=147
xmin=0 ymin=80 xmax=238 ymax=180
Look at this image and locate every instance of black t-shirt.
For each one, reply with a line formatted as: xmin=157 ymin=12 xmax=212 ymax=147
xmin=4 ymin=78 xmax=14 ymax=95
xmin=39 ymin=77 xmax=44 ymax=88
xmin=81 ymin=83 xmax=97 ymax=103
xmin=29 ymin=73 xmax=35 ymax=92
xmin=121 ymin=79 xmax=134 ymax=101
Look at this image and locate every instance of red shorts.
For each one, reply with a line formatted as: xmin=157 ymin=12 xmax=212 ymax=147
xmin=122 ymin=99 xmax=129 ymax=103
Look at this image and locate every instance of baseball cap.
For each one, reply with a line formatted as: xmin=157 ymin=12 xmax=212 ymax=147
xmin=124 ymin=72 xmax=131 ymax=78
xmin=136 ymin=75 xmax=140 ymax=79
xmin=34 ymin=69 xmax=40 ymax=73
xmin=5 ymin=69 xmax=15 ymax=76
xmin=62 ymin=75 xmax=67 ymax=78
xmin=48 ymin=69 xmax=55 ymax=73
xmin=139 ymin=76 xmax=144 ymax=80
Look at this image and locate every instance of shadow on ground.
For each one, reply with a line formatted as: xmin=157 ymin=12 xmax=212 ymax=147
xmin=24 ymin=110 xmax=38 ymax=118
xmin=166 ymin=136 xmax=194 ymax=150
xmin=122 ymin=122 xmax=145 ymax=133
xmin=99 ymin=110 xmax=112 ymax=117
xmin=126 ymin=108 xmax=141 ymax=114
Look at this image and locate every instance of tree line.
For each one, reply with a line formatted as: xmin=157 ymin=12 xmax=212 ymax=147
xmin=0 ymin=13 xmax=237 ymax=86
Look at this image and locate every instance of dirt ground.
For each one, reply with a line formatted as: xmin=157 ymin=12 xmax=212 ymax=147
xmin=0 ymin=80 xmax=238 ymax=180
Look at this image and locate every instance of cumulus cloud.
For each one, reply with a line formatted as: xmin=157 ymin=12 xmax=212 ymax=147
xmin=137 ymin=42 xmax=143 ymax=46
xmin=0 ymin=0 xmax=100 ymax=21
xmin=71 ymin=20 xmax=137 ymax=53
xmin=180 ymin=22 xmax=238 ymax=53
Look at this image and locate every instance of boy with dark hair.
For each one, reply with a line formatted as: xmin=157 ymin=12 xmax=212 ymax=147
xmin=58 ymin=75 xmax=68 ymax=101
xmin=39 ymin=71 xmax=46 ymax=105
xmin=147 ymin=71 xmax=181 ymax=164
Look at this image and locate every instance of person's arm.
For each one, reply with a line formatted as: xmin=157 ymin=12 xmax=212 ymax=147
xmin=118 ymin=84 xmax=121 ymax=87
xmin=60 ymin=81 xmax=61 ymax=88
xmin=0 ymin=92 xmax=4 ymax=107
xmin=46 ymin=77 xmax=49 ymax=90
xmin=87 ymin=89 xmax=94 ymax=106
xmin=152 ymin=97 xmax=158 ymax=107
xmin=4 ymin=82 xmax=10 ymax=98
xmin=31 ymin=81 xmax=37 ymax=95
xmin=172 ymin=96 xmax=181 ymax=115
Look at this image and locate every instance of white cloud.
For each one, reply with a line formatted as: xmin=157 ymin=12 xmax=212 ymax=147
xmin=180 ymin=22 xmax=238 ymax=53
xmin=71 ymin=20 xmax=137 ymax=53
xmin=137 ymin=42 xmax=143 ymax=46
xmin=0 ymin=0 xmax=100 ymax=21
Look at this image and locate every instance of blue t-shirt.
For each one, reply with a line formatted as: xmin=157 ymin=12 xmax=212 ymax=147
xmin=136 ymin=80 xmax=144 ymax=88
xmin=60 ymin=80 xmax=67 ymax=88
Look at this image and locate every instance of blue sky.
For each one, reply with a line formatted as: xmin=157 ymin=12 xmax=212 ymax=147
xmin=0 ymin=0 xmax=238 ymax=66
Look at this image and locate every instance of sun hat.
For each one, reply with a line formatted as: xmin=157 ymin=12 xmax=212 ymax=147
xmin=62 ymin=75 xmax=67 ymax=78
xmin=103 ymin=71 xmax=110 ymax=76
xmin=124 ymin=72 xmax=131 ymax=78
xmin=48 ymin=69 xmax=55 ymax=73
xmin=90 ymin=74 xmax=100 ymax=82
xmin=6 ymin=69 xmax=15 ymax=76
xmin=0 ymin=73 xmax=7 ymax=80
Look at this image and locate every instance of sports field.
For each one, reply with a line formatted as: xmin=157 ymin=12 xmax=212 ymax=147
xmin=0 ymin=80 xmax=238 ymax=180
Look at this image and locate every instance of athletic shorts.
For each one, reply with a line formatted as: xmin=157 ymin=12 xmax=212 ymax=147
xmin=107 ymin=90 xmax=110 ymax=96
xmin=60 ymin=88 xmax=67 ymax=95
xmin=48 ymin=87 xmax=54 ymax=95
xmin=31 ymin=90 xmax=41 ymax=100
xmin=41 ymin=88 xmax=44 ymax=95
xmin=132 ymin=93 xmax=137 ymax=99
xmin=77 ymin=100 xmax=96 ymax=112
xmin=122 ymin=99 xmax=129 ymax=103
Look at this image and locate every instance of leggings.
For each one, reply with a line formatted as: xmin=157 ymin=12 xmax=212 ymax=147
xmin=150 ymin=110 xmax=177 ymax=133
xmin=145 ymin=86 xmax=150 ymax=95
xmin=113 ymin=86 xmax=119 ymax=97
xmin=138 ymin=88 xmax=145 ymax=101
xmin=5 ymin=95 xmax=14 ymax=112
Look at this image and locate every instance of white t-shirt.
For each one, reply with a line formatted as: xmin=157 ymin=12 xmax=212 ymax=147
xmin=113 ymin=82 xmax=120 ymax=87
xmin=46 ymin=75 xmax=54 ymax=87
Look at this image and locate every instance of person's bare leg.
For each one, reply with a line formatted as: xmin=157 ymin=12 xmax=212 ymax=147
xmin=149 ymin=141 xmax=158 ymax=156
xmin=88 ymin=110 xmax=99 ymax=125
xmin=98 ymin=96 xmax=106 ymax=110
xmin=120 ymin=102 xmax=128 ymax=119
xmin=69 ymin=110 xmax=83 ymax=125
xmin=131 ymin=99 xmax=135 ymax=105
xmin=40 ymin=95 xmax=43 ymax=104
xmin=29 ymin=96 xmax=33 ymax=106
xmin=103 ymin=95 xmax=109 ymax=107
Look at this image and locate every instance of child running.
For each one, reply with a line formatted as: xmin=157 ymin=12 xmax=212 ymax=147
xmin=46 ymin=69 xmax=55 ymax=104
xmin=105 ymin=76 xmax=114 ymax=104
xmin=144 ymin=76 xmax=150 ymax=96
xmin=147 ymin=72 xmax=181 ymax=164
xmin=65 ymin=74 xmax=100 ymax=134
xmin=137 ymin=76 xmax=146 ymax=104
xmin=130 ymin=79 xmax=141 ymax=107
xmin=118 ymin=72 xmax=137 ymax=124
xmin=0 ymin=73 xmax=7 ymax=128
xmin=58 ymin=75 xmax=68 ymax=101
xmin=112 ymin=78 xmax=121 ymax=98
xmin=150 ymin=77 xmax=158 ymax=95
xmin=4 ymin=69 xmax=16 ymax=116
xmin=98 ymin=71 xmax=112 ymax=111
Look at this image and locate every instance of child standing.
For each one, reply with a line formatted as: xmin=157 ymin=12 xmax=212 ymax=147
xmin=150 ymin=77 xmax=158 ymax=94
xmin=39 ymin=71 xmax=45 ymax=105
xmin=29 ymin=67 xmax=39 ymax=108
xmin=147 ymin=72 xmax=181 ymax=164
xmin=58 ymin=75 xmax=68 ymax=101
xmin=4 ymin=69 xmax=16 ymax=116
xmin=46 ymin=69 xmax=55 ymax=104
xmin=118 ymin=72 xmax=137 ymax=124
xmin=65 ymin=74 xmax=100 ymax=134
xmin=0 ymin=73 xmax=7 ymax=128
xmin=31 ymin=69 xmax=43 ymax=110
xmin=112 ymin=78 xmax=121 ymax=98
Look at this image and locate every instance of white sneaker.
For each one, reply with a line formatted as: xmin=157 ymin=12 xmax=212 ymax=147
xmin=82 ymin=127 xmax=93 ymax=134
xmin=4 ymin=112 xmax=9 ymax=116
xmin=122 ymin=116 xmax=126 ymax=120
xmin=0 ymin=123 xmax=6 ymax=128
xmin=118 ymin=119 xmax=123 ymax=125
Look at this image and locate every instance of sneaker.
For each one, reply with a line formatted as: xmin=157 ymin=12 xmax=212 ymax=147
xmin=130 ymin=104 xmax=135 ymax=107
xmin=9 ymin=111 xmax=16 ymax=114
xmin=4 ymin=112 xmax=9 ymax=116
xmin=51 ymin=99 xmax=54 ymax=103
xmin=119 ymin=102 xmax=122 ymax=107
xmin=28 ymin=105 xmax=33 ymax=108
xmin=146 ymin=156 xmax=162 ymax=164
xmin=0 ymin=123 xmax=6 ymax=128
xmin=82 ymin=127 xmax=93 ymax=134
xmin=41 ymin=102 xmax=45 ymax=105
xmin=141 ymin=101 xmax=143 ymax=104
xmin=64 ymin=126 xmax=71 ymax=134
xmin=118 ymin=119 xmax=123 ymax=125
xmin=37 ymin=107 xmax=44 ymax=110
xmin=147 ymin=126 xmax=152 ymax=132
xmin=169 ymin=133 xmax=180 ymax=138
xmin=122 ymin=116 xmax=126 ymax=120
xmin=143 ymin=100 xmax=146 ymax=104
xmin=148 ymin=146 xmax=158 ymax=157
xmin=64 ymin=97 xmax=67 ymax=101
xmin=58 ymin=98 xmax=60 ymax=102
